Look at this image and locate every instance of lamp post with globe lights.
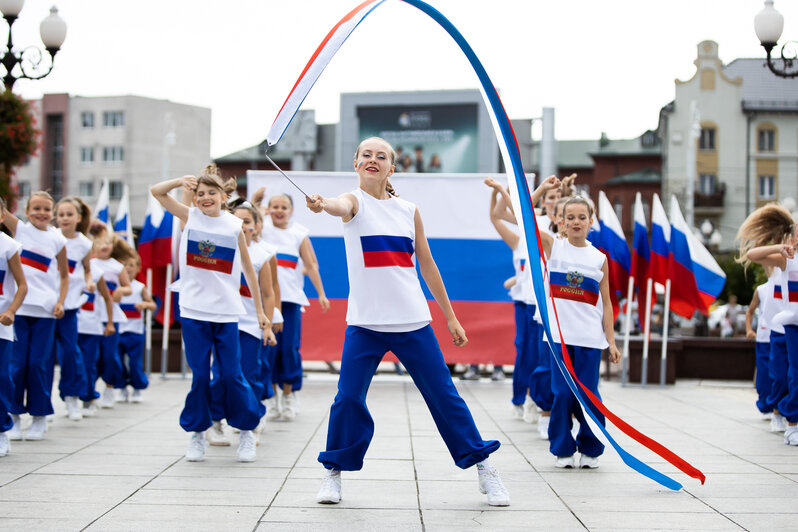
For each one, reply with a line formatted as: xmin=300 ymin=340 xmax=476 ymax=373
xmin=1 ymin=0 xmax=66 ymax=91
xmin=754 ymin=0 xmax=798 ymax=78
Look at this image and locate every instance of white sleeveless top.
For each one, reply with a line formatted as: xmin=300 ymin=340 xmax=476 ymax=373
xmin=59 ymin=230 xmax=93 ymax=311
xmin=93 ymin=257 xmax=127 ymax=324
xmin=119 ymin=279 xmax=145 ymax=335
xmin=545 ymin=238 xmax=608 ymax=349
xmin=256 ymin=239 xmax=283 ymax=325
xmin=0 ymin=233 xmax=22 ymax=341
xmin=343 ymin=189 xmax=431 ymax=331
xmin=77 ymin=262 xmax=105 ymax=335
xmin=261 ymin=223 xmax=309 ymax=306
xmin=239 ymin=242 xmax=268 ymax=339
xmin=178 ymin=207 xmax=245 ymax=320
xmin=17 ymin=222 xmax=67 ymax=318
xmin=754 ymin=283 xmax=771 ymax=343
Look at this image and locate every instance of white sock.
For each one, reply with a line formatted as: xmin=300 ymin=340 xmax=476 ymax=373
xmin=476 ymin=458 xmax=492 ymax=471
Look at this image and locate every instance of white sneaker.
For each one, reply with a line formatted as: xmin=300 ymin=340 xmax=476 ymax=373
xmin=25 ymin=416 xmax=47 ymax=441
xmin=771 ymin=412 xmax=787 ymax=432
xmin=206 ymin=420 xmax=231 ymax=447
xmin=0 ymin=431 xmax=8 ymax=457
xmin=477 ymin=464 xmax=510 ymax=506
xmin=185 ymin=432 xmax=207 ymax=462
xmin=316 ymin=469 xmax=342 ymax=504
xmin=7 ymin=415 xmax=21 ymax=441
xmin=82 ymin=401 xmax=97 ymax=417
xmin=511 ymin=404 xmax=524 ymax=419
xmin=265 ymin=397 xmax=280 ymax=420
xmin=282 ymin=393 xmax=297 ymax=420
xmin=65 ymin=397 xmax=83 ymax=421
xmin=237 ymin=430 xmax=257 ymax=462
xmin=131 ymin=389 xmax=143 ymax=403
xmin=523 ymin=397 xmax=539 ymax=424
xmin=491 ymin=367 xmax=506 ymax=381
xmin=785 ymin=425 xmax=798 ymax=446
xmin=100 ymin=388 xmax=115 ymax=409
xmin=461 ymin=366 xmax=479 ymax=380
xmin=117 ymin=387 xmax=130 ymax=403
xmin=762 ymin=411 xmax=773 ymax=421
xmin=579 ymin=454 xmax=600 ymax=469
xmin=555 ymin=455 xmax=575 ymax=468
xmin=538 ymin=415 xmax=550 ymax=440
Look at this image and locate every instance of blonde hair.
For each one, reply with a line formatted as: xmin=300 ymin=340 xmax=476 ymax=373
xmin=196 ymin=164 xmax=237 ymax=197
xmin=26 ymin=190 xmax=55 ymax=211
xmin=56 ymin=196 xmax=92 ymax=235
xmin=735 ymin=203 xmax=795 ymax=269
xmin=354 ymin=136 xmax=399 ymax=197
xmin=88 ymin=221 xmax=136 ymax=263
xmin=563 ymin=195 xmax=594 ymax=219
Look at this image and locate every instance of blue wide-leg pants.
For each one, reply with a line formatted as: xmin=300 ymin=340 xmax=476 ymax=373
xmin=0 ymin=340 xmax=13 ymax=431
xmin=56 ymin=309 xmax=88 ymax=399
xmin=767 ymin=331 xmax=789 ymax=413
xmin=529 ymin=331 xmax=554 ymax=411
xmin=272 ymin=302 xmax=303 ymax=391
xmin=119 ymin=332 xmax=148 ymax=390
xmin=755 ymin=341 xmax=774 ymax=414
xmin=11 ymin=316 xmax=56 ymax=416
xmin=99 ymin=323 xmax=124 ymax=388
xmin=78 ymin=334 xmax=101 ymax=402
xmin=512 ymin=302 xmax=539 ymax=406
xmin=778 ymin=324 xmax=798 ymax=422
xmin=211 ymin=331 xmax=264 ymax=421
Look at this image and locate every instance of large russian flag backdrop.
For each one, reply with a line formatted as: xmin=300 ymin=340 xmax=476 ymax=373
xmin=263 ymin=0 xmax=705 ymax=491
xmin=597 ymin=191 xmax=631 ymax=321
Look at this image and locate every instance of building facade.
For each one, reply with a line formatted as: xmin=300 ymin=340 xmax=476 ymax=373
xmin=15 ymin=94 xmax=211 ymax=225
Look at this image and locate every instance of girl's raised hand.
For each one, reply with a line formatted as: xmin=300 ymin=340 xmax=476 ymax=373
xmin=448 ymin=318 xmax=468 ymax=347
xmin=306 ymin=194 xmax=325 ymax=213
xmin=484 ymin=177 xmax=502 ymax=190
xmin=781 ymin=243 xmax=796 ymax=260
xmin=182 ymin=176 xmax=198 ymax=193
xmin=539 ymin=175 xmax=560 ymax=191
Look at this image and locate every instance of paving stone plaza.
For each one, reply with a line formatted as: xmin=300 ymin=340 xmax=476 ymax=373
xmin=1 ymin=366 xmax=796 ymax=531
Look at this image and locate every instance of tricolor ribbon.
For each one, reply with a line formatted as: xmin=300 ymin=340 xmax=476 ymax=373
xmin=266 ymin=0 xmax=704 ymax=491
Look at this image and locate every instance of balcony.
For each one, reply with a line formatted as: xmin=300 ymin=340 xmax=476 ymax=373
xmin=695 ymin=182 xmax=725 ymax=209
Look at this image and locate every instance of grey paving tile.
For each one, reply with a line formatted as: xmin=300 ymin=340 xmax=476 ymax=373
xmin=422 ymin=509 xmax=584 ymax=530
xmin=85 ymin=502 xmax=265 ymax=531
xmin=576 ymin=510 xmax=743 ymax=530
xmin=0 ymin=518 xmax=94 ymax=531
xmin=724 ymin=512 xmax=798 ymax=531
xmin=261 ymin=506 xmax=421 ymax=525
xmin=126 ymin=485 xmax=281 ymax=506
xmin=272 ymin=478 xmax=419 ymax=509
xmin=0 ymin=474 xmax=150 ymax=503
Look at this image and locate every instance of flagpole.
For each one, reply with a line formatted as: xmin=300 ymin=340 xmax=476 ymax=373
xmin=659 ymin=278 xmax=672 ymax=387
xmin=642 ymin=278 xmax=653 ymax=384
xmin=145 ymin=268 xmax=153 ymax=375
xmin=621 ymin=276 xmax=634 ymax=387
xmin=161 ymin=263 xmax=172 ymax=379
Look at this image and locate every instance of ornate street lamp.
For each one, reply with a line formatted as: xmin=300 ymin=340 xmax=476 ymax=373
xmin=1 ymin=1 xmax=66 ymax=90
xmin=754 ymin=0 xmax=798 ymax=78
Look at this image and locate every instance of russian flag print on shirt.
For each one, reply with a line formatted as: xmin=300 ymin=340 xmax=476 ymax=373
xmin=186 ymin=229 xmax=236 ymax=274
xmin=81 ymin=291 xmax=95 ymax=311
xmin=20 ymin=250 xmax=51 ymax=273
xmin=276 ymin=253 xmax=299 ymax=269
xmin=788 ymin=271 xmax=798 ymax=303
xmin=361 ymin=235 xmax=414 ymax=268
xmin=775 ymin=284 xmax=783 ymax=300
xmin=67 ymin=259 xmax=77 ymax=274
xmin=550 ymin=270 xmax=600 ymax=305
xmin=120 ymin=303 xmax=142 ymax=319
xmin=239 ymin=273 xmax=252 ymax=298
xmin=0 ymin=269 xmax=5 ymax=295
xmin=520 ymin=258 xmax=526 ymax=272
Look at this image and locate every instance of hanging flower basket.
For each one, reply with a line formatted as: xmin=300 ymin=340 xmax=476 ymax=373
xmin=0 ymin=91 xmax=41 ymax=206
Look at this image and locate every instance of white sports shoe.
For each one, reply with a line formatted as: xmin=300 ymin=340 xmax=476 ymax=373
xmin=316 ymin=469 xmax=342 ymax=504
xmin=7 ymin=415 xmax=22 ymax=441
xmin=771 ymin=412 xmax=787 ymax=432
xmin=0 ymin=431 xmax=8 ymax=457
xmin=65 ymin=396 xmax=83 ymax=421
xmin=523 ymin=397 xmax=539 ymax=424
xmin=265 ymin=396 xmax=280 ymax=420
xmin=491 ymin=367 xmax=506 ymax=381
xmin=784 ymin=425 xmax=798 ymax=446
xmin=117 ymin=386 xmax=130 ymax=403
xmin=477 ymin=464 xmax=510 ymax=506
xmin=206 ymin=420 xmax=231 ymax=447
xmin=237 ymin=430 xmax=257 ymax=462
xmin=25 ymin=416 xmax=47 ymax=441
xmin=131 ymin=389 xmax=143 ymax=403
xmin=100 ymin=388 xmax=115 ymax=409
xmin=511 ymin=404 xmax=524 ymax=419
xmin=579 ymin=454 xmax=600 ymax=469
xmin=82 ymin=401 xmax=97 ymax=417
xmin=538 ymin=415 xmax=550 ymax=440
xmin=555 ymin=455 xmax=575 ymax=469
xmin=185 ymin=432 xmax=207 ymax=462
xmin=282 ymin=393 xmax=297 ymax=420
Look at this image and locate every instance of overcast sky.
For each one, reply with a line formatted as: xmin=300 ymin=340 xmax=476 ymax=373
xmin=7 ymin=0 xmax=798 ymax=159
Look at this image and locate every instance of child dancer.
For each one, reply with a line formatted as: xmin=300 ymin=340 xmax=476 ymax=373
xmin=738 ymin=204 xmax=798 ymax=444
xmin=88 ymin=224 xmax=133 ymax=407
xmin=151 ymin=166 xmax=267 ymax=462
xmin=307 ymin=137 xmax=509 ymax=506
xmin=2 ymin=191 xmax=68 ymax=441
xmin=262 ymin=193 xmax=329 ymax=419
xmin=118 ymin=253 xmax=156 ymax=403
xmin=54 ymin=197 xmax=94 ymax=421
xmin=745 ymin=271 xmax=775 ymax=420
xmin=0 ymin=198 xmax=27 ymax=454
xmin=534 ymin=178 xmax=621 ymax=468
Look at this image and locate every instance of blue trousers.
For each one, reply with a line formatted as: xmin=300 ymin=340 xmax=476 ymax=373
xmin=78 ymin=334 xmax=101 ymax=402
xmin=272 ymin=302 xmax=303 ymax=391
xmin=0 ymin=340 xmax=13 ymax=432
xmin=318 ymin=325 xmax=500 ymax=471
xmin=512 ymin=302 xmax=539 ymax=405
xmin=529 ymin=331 xmax=554 ymax=411
xmin=99 ymin=323 xmax=124 ymax=388
xmin=11 ymin=316 xmax=56 ymax=416
xmin=549 ymin=343 xmax=605 ymax=458
xmin=755 ymin=341 xmax=774 ymax=414
xmin=56 ymin=309 xmax=88 ymax=399
xmin=779 ymin=325 xmax=798 ymax=422
xmin=119 ymin=332 xmax=148 ymax=390
xmin=211 ymin=331 xmax=264 ymax=421
xmin=767 ymin=331 xmax=789 ymax=413
xmin=260 ymin=343 xmax=275 ymax=400
xmin=180 ymin=318 xmax=264 ymax=432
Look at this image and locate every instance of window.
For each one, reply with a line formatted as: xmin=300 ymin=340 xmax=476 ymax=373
xmin=109 ymin=181 xmax=124 ymax=200
xmin=699 ymin=174 xmax=717 ymax=195
xmin=699 ymin=127 xmax=716 ymax=150
xmin=80 ymin=147 xmax=94 ymax=164
xmin=79 ymin=181 xmax=94 ymax=197
xmin=758 ymin=129 xmax=776 ymax=152
xmin=81 ymin=112 xmax=94 ymax=128
xmin=18 ymin=181 xmax=31 ymax=201
xmin=759 ymin=175 xmax=776 ymax=200
xmin=103 ymin=111 xmax=124 ymax=128
xmin=102 ymin=146 xmax=124 ymax=163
